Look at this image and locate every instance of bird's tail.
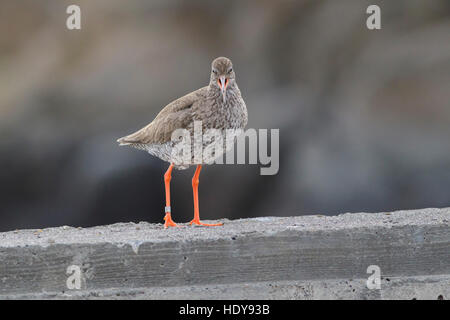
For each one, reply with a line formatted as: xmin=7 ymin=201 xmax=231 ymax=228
xmin=117 ymin=136 xmax=133 ymax=146
xmin=117 ymin=123 xmax=152 ymax=146
xmin=117 ymin=128 xmax=147 ymax=146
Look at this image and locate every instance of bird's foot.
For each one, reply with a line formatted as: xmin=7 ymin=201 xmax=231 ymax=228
xmin=189 ymin=218 xmax=223 ymax=227
xmin=164 ymin=213 xmax=180 ymax=228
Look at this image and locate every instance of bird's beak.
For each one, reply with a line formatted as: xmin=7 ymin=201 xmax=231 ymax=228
xmin=218 ymin=76 xmax=228 ymax=103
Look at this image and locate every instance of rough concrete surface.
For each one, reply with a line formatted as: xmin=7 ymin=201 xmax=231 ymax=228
xmin=0 ymin=207 xmax=449 ymax=299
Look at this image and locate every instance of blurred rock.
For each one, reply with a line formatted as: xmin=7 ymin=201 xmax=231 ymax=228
xmin=0 ymin=0 xmax=449 ymax=231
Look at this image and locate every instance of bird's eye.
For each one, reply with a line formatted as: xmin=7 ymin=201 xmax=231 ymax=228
xmin=228 ymin=68 xmax=233 ymax=74
xmin=212 ymin=69 xmax=218 ymax=75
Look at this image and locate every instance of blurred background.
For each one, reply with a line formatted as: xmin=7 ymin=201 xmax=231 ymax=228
xmin=1 ymin=0 xmax=449 ymax=231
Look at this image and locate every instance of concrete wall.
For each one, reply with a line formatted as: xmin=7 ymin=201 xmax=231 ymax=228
xmin=0 ymin=207 xmax=449 ymax=299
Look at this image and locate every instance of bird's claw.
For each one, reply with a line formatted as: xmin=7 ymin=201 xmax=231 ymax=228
xmin=189 ymin=219 xmax=223 ymax=227
xmin=164 ymin=214 xmax=180 ymax=228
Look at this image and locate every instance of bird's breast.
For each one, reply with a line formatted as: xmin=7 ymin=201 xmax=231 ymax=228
xmin=205 ymin=99 xmax=247 ymax=129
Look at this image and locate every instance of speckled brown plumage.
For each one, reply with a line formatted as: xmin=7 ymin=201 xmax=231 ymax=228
xmin=117 ymin=57 xmax=248 ymax=169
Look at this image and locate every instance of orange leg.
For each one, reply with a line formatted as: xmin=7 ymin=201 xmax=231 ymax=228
xmin=163 ymin=163 xmax=179 ymax=228
xmin=189 ymin=165 xmax=223 ymax=227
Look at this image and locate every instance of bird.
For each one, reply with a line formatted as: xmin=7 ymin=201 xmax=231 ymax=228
xmin=117 ymin=57 xmax=248 ymax=228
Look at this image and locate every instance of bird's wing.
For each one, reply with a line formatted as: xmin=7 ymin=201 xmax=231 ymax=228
xmin=117 ymin=87 xmax=207 ymax=145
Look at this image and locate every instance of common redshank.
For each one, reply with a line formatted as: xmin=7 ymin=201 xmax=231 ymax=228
xmin=117 ymin=57 xmax=248 ymax=228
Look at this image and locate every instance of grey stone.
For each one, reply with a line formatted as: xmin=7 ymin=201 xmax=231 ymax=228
xmin=0 ymin=207 xmax=449 ymax=299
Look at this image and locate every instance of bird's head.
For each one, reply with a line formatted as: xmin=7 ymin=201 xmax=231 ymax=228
xmin=210 ymin=57 xmax=235 ymax=103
